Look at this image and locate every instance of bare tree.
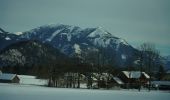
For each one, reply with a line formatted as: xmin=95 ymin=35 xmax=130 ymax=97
xmin=82 ymin=49 xmax=99 ymax=88
xmin=138 ymin=43 xmax=160 ymax=91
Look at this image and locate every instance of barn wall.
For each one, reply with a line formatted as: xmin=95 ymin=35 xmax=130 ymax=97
xmin=12 ymin=76 xmax=20 ymax=83
xmin=0 ymin=80 xmax=12 ymax=83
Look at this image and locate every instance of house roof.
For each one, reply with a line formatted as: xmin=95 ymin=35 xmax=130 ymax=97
xmin=142 ymin=72 xmax=150 ymax=79
xmin=113 ymin=77 xmax=124 ymax=84
xmin=122 ymin=71 xmax=150 ymax=79
xmin=122 ymin=71 xmax=141 ymax=78
xmin=0 ymin=73 xmax=18 ymax=80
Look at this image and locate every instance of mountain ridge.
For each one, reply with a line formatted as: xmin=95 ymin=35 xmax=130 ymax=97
xmin=17 ymin=24 xmax=137 ymax=67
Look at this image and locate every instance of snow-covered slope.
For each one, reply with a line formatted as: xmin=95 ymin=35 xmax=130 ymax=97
xmin=19 ymin=24 xmax=137 ymax=67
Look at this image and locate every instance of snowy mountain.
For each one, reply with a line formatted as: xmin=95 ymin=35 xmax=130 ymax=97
xmin=0 ymin=24 xmax=139 ymax=67
xmin=19 ymin=24 xmax=137 ymax=67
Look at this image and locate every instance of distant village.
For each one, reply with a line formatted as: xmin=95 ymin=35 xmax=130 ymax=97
xmin=1 ymin=69 xmax=170 ymax=91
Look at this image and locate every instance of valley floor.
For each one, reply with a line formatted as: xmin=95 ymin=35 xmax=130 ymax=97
xmin=0 ymin=83 xmax=170 ymax=100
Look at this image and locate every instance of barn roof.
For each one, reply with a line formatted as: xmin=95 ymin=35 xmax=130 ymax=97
xmin=122 ymin=71 xmax=141 ymax=78
xmin=122 ymin=71 xmax=150 ymax=79
xmin=0 ymin=73 xmax=18 ymax=80
xmin=113 ymin=77 xmax=124 ymax=84
xmin=142 ymin=72 xmax=150 ymax=79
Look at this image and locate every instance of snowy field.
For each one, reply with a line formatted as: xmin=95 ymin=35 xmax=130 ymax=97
xmin=18 ymin=75 xmax=48 ymax=86
xmin=0 ymin=83 xmax=170 ymax=100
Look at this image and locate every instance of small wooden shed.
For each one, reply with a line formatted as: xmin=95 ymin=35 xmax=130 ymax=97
xmin=0 ymin=73 xmax=20 ymax=83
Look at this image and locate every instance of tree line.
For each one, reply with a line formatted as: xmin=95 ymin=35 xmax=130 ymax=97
xmin=0 ymin=42 xmax=166 ymax=90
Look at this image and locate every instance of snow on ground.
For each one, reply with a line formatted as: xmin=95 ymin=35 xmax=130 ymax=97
xmin=0 ymin=83 xmax=169 ymax=100
xmin=18 ymin=75 xmax=48 ymax=86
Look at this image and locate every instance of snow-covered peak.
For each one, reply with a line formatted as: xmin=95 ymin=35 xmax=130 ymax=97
xmin=15 ymin=32 xmax=23 ymax=35
xmin=39 ymin=23 xmax=80 ymax=32
xmin=118 ymin=38 xmax=129 ymax=46
xmin=86 ymin=26 xmax=129 ymax=48
xmin=40 ymin=23 xmax=66 ymax=28
xmin=88 ymin=27 xmax=110 ymax=38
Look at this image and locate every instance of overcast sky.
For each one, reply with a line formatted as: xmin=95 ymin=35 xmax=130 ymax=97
xmin=0 ymin=0 xmax=170 ymax=56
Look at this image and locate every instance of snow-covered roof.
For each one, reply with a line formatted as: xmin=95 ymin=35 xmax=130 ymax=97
xmin=122 ymin=71 xmax=150 ymax=79
xmin=122 ymin=71 xmax=141 ymax=78
xmin=113 ymin=77 xmax=124 ymax=84
xmin=0 ymin=73 xmax=18 ymax=80
xmin=142 ymin=72 xmax=150 ymax=79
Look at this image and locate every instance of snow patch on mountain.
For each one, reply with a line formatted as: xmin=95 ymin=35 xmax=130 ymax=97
xmin=67 ymin=34 xmax=72 ymax=41
xmin=0 ymin=49 xmax=26 ymax=65
xmin=82 ymin=43 xmax=88 ymax=46
xmin=88 ymin=27 xmax=109 ymax=38
xmin=15 ymin=32 xmax=23 ymax=35
xmin=60 ymin=33 xmax=72 ymax=41
xmin=5 ymin=37 xmax=11 ymax=40
xmin=67 ymin=25 xmax=75 ymax=33
xmin=119 ymin=39 xmax=129 ymax=46
xmin=121 ymin=54 xmax=126 ymax=60
xmin=46 ymin=30 xmax=63 ymax=42
xmin=115 ymin=39 xmax=129 ymax=51
xmin=94 ymin=38 xmax=105 ymax=47
xmin=74 ymin=44 xmax=81 ymax=54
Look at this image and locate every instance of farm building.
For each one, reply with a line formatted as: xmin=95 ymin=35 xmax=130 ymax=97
xmin=118 ymin=71 xmax=150 ymax=88
xmin=112 ymin=77 xmax=124 ymax=85
xmin=0 ymin=73 xmax=20 ymax=83
xmin=108 ymin=77 xmax=124 ymax=88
